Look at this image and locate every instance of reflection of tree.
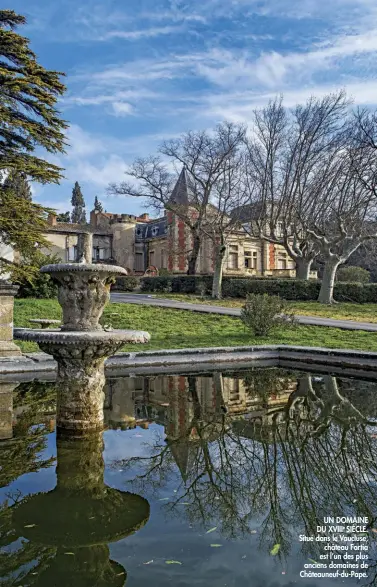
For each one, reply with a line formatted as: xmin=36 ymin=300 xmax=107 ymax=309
xmin=114 ymin=370 xmax=377 ymax=574
xmin=0 ymin=382 xmax=56 ymax=488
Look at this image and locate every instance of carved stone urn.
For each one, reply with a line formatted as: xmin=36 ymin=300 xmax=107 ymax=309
xmin=41 ymin=263 xmax=127 ymax=332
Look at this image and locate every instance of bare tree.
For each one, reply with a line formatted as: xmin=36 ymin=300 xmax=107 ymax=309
xmin=244 ymin=91 xmax=351 ymax=280
xmin=108 ymin=122 xmax=246 ymax=275
xmin=304 ymin=145 xmax=377 ymax=303
xmin=200 ymin=151 xmax=248 ymax=298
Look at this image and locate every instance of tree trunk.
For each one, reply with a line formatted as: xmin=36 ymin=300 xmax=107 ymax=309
xmin=187 ymin=233 xmax=201 ymax=275
xmin=295 ymin=258 xmax=313 ymax=280
xmin=317 ymin=258 xmax=341 ymax=304
xmin=211 ymin=246 xmax=226 ymax=299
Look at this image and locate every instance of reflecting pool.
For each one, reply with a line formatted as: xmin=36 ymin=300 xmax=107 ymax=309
xmin=1 ymin=368 xmax=377 ymax=586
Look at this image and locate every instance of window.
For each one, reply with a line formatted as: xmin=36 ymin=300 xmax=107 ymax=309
xmin=228 ymin=245 xmax=238 ymax=269
xmin=277 ymin=253 xmax=287 ymax=269
xmin=152 ymin=226 xmax=159 ymax=236
xmin=161 ymin=249 xmax=166 ymax=268
xmin=149 ymin=251 xmax=155 ymax=266
xmin=135 ymin=252 xmax=144 ymax=272
xmin=93 ymin=247 xmax=105 ymax=261
xmin=244 ymin=250 xmax=257 ymax=269
xmin=68 ymin=246 xmax=77 ymax=261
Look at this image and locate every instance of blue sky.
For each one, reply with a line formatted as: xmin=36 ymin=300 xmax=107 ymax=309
xmin=12 ymin=0 xmax=377 ymax=216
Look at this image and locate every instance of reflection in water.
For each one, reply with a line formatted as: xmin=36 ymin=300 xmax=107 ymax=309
xmin=0 ymin=412 xmax=149 ymax=586
xmin=1 ymin=369 xmax=377 ymax=585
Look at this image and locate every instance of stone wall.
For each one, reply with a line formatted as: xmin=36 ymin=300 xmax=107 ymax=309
xmin=111 ymin=222 xmax=136 ymax=271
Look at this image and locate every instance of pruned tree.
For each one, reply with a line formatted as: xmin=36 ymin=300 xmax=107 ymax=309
xmin=0 ymin=10 xmax=68 ymax=277
xmin=243 ymin=91 xmax=351 ymax=280
xmin=108 ymin=122 xmax=246 ymax=275
xmin=94 ymin=195 xmax=103 ymax=212
xmin=304 ymin=145 xmax=377 ymax=303
xmin=71 ymin=181 xmax=86 ymax=224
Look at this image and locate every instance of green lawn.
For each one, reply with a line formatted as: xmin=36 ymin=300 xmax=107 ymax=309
xmin=14 ymin=298 xmax=377 ymax=354
xmin=153 ymin=294 xmax=377 ymax=323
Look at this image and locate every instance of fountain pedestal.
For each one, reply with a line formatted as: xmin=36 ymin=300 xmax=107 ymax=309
xmin=15 ymin=235 xmax=151 ymax=434
xmin=17 ymin=330 xmax=150 ymax=434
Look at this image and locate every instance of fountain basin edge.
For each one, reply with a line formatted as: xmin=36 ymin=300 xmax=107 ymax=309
xmin=4 ymin=343 xmax=377 ymax=379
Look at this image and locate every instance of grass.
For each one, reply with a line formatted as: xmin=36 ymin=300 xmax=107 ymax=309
xmin=150 ymin=293 xmax=377 ymax=323
xmin=14 ymin=298 xmax=377 ymax=354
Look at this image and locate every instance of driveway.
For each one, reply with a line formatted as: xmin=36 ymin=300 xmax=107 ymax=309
xmin=110 ymin=293 xmax=377 ymax=332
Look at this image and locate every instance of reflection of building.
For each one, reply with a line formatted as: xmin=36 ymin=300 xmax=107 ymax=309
xmin=103 ymin=373 xmax=296 ymax=436
xmin=41 ymin=168 xmax=304 ymax=278
xmin=0 ymin=382 xmax=18 ymax=440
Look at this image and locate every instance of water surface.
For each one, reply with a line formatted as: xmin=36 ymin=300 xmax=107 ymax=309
xmin=1 ymin=368 xmax=377 ymax=586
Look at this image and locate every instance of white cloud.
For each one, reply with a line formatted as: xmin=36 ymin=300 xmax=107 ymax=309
xmin=198 ymin=80 xmax=377 ymax=124
xmin=111 ymin=102 xmax=134 ymax=116
xmin=66 ymin=124 xmax=108 ymax=158
xmin=71 ymin=155 xmax=128 ymax=188
xmin=252 ymin=28 xmax=377 ymax=87
xmin=101 ymin=25 xmax=184 ymax=41
xmin=34 ymin=198 xmax=72 ymax=213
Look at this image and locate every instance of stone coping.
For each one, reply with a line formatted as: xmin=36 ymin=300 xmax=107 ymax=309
xmin=2 ymin=344 xmax=377 ymax=378
xmin=40 ymin=263 xmax=127 ymax=274
xmin=29 ymin=319 xmax=61 ymax=325
xmin=14 ymin=328 xmax=150 ymax=345
xmin=0 ymin=282 xmax=19 ymax=295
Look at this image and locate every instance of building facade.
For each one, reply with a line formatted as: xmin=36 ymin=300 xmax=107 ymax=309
xmin=43 ymin=169 xmax=306 ymax=277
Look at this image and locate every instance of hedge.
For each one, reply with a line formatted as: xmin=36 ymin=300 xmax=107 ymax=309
xmin=112 ymin=276 xmax=140 ymax=291
xmin=140 ymin=275 xmax=377 ymax=303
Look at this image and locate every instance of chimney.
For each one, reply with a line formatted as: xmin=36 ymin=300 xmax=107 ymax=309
xmin=140 ymin=213 xmax=149 ymax=221
xmin=47 ymin=213 xmax=57 ymax=226
xmin=90 ymin=209 xmax=97 ymax=228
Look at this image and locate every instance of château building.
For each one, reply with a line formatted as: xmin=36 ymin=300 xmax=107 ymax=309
xmin=43 ymin=168 xmax=303 ymax=277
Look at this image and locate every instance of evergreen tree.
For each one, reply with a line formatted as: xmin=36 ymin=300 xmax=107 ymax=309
xmin=0 ymin=10 xmax=68 ymax=277
xmin=94 ymin=195 xmax=103 ymax=212
xmin=3 ymin=169 xmax=32 ymax=200
xmin=71 ymin=181 xmax=86 ymax=223
xmin=56 ymin=211 xmax=70 ymax=222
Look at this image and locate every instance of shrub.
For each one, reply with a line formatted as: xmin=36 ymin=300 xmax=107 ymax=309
xmin=14 ymin=252 xmax=59 ymax=299
xmin=240 ymin=294 xmax=297 ymax=337
xmin=336 ymin=266 xmax=370 ymax=283
xmin=112 ymin=276 xmax=139 ymax=292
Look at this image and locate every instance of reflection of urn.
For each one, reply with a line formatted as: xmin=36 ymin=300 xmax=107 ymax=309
xmin=13 ymin=433 xmax=150 ymax=586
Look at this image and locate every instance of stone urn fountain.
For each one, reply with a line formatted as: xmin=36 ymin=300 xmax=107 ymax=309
xmin=15 ymin=233 xmax=150 ymax=434
xmin=12 ymin=433 xmax=150 ymax=586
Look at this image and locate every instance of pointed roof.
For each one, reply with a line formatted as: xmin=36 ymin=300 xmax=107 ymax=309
xmin=169 ymin=166 xmax=192 ymax=207
xmin=168 ymin=438 xmax=200 ymax=482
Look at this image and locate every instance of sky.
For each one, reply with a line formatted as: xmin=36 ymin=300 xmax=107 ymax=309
xmin=12 ymin=0 xmax=377 ymax=216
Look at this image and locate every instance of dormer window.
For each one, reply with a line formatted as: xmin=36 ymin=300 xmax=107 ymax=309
xmin=152 ymin=226 xmax=158 ymax=236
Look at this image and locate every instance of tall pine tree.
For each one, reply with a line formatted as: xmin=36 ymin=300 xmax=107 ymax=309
xmin=3 ymin=170 xmax=32 ymax=200
xmin=94 ymin=195 xmax=103 ymax=212
xmin=0 ymin=10 xmax=68 ymax=278
xmin=71 ymin=181 xmax=86 ymax=224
